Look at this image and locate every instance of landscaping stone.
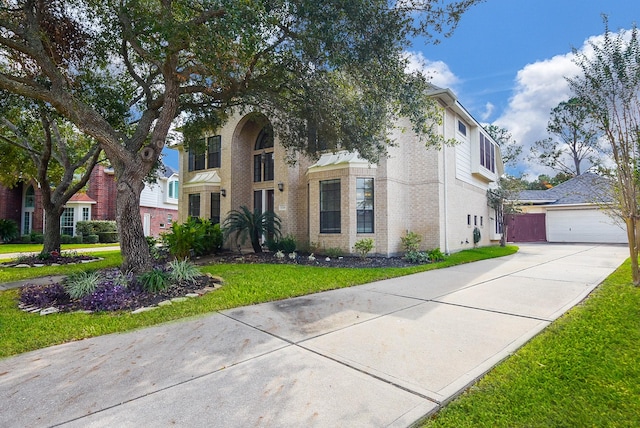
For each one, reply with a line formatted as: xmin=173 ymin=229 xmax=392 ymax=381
xmin=14 ymin=264 xmax=30 ymax=268
xmin=158 ymin=300 xmax=172 ymax=306
xmin=40 ymin=307 xmax=60 ymax=315
xmin=170 ymin=297 xmax=187 ymax=303
xmin=185 ymin=293 xmax=200 ymax=298
xmin=131 ymin=307 xmax=159 ymax=314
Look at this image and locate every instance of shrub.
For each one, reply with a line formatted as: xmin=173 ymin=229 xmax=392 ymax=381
xmin=400 ymin=231 xmax=422 ymax=252
xmin=428 ymin=248 xmax=446 ymax=262
xmin=168 ymin=259 xmax=201 ymax=283
xmin=20 ymin=235 xmax=32 ymax=244
xmin=64 ymin=271 xmax=102 ymax=299
xmin=30 ymin=233 xmax=44 ymax=244
xmin=353 ymin=238 xmax=374 ymax=259
xmin=71 ymin=235 xmax=83 ymax=244
xmin=266 ymin=235 xmax=297 ymax=253
xmin=60 ymin=234 xmax=73 ymax=244
xmin=222 ymin=206 xmax=282 ymax=253
xmin=80 ymin=284 xmax=133 ymax=312
xmin=323 ymin=247 xmax=343 ymax=258
xmin=84 ymin=234 xmax=99 ymax=244
xmin=19 ymin=283 xmax=70 ymax=308
xmin=405 ymin=250 xmax=430 ymax=264
xmin=36 ymin=251 xmax=52 ymax=261
xmin=77 ymin=220 xmax=117 ymax=236
xmin=0 ymin=219 xmax=19 ymax=243
xmin=161 ymin=218 xmax=222 ymax=260
xmin=98 ymin=232 xmax=119 ymax=243
xmin=279 ymin=235 xmax=297 ymax=253
xmin=138 ymin=268 xmax=170 ymax=293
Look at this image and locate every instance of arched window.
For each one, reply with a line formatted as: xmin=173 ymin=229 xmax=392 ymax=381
xmin=253 ymin=125 xmax=274 ymax=182
xmin=25 ymin=185 xmax=35 ymax=208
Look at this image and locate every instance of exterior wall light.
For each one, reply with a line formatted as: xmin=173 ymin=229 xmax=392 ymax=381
xmin=221 ymin=188 xmax=227 ymax=197
xmin=277 ymin=182 xmax=284 ymax=192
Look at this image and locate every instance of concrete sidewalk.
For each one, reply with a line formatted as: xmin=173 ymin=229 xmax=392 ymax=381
xmin=0 ymin=243 xmax=629 ymax=427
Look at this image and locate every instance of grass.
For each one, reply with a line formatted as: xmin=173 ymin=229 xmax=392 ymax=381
xmin=0 ymin=245 xmax=517 ymax=358
xmin=0 ymin=242 xmax=117 ymax=255
xmin=421 ymin=259 xmax=640 ymax=428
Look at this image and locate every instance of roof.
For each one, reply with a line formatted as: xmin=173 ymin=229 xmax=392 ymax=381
xmin=516 ymin=173 xmax=615 ymax=205
xmin=67 ymin=193 xmax=97 ymax=204
xmin=162 ymin=164 xmax=177 ymax=178
xmin=308 ymin=150 xmax=376 ymax=173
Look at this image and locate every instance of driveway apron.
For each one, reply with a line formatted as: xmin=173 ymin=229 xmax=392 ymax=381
xmin=0 ymin=243 xmax=629 ymax=427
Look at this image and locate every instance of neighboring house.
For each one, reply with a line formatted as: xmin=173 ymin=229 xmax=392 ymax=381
xmin=0 ymin=163 xmax=179 ymax=239
xmin=171 ymin=86 xmax=504 ymax=256
xmin=508 ymin=172 xmax=627 ymax=244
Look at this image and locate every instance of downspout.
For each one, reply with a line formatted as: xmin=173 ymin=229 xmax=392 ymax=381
xmin=443 ymin=108 xmax=450 ymax=255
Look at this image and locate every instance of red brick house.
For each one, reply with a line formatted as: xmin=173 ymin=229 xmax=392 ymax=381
xmin=0 ymin=163 xmax=179 ymax=239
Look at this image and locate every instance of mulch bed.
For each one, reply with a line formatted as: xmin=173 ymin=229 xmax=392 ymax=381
xmin=192 ymin=251 xmax=416 ymax=268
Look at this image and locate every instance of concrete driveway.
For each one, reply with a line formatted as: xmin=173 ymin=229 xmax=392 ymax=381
xmin=0 ymin=243 xmax=629 ymax=427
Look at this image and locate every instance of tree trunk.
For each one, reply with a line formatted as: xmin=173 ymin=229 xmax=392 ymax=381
xmin=116 ymin=171 xmax=152 ymax=274
xmin=624 ymin=217 xmax=639 ymax=286
xmin=42 ymin=206 xmax=63 ymax=254
xmin=251 ymin=229 xmax=262 ymax=253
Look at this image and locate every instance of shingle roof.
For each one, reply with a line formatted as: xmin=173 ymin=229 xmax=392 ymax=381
xmin=517 ymin=172 xmax=614 ymax=205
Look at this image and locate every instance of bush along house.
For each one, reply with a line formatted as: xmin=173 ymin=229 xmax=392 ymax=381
xmin=170 ymin=86 xmax=504 ymax=256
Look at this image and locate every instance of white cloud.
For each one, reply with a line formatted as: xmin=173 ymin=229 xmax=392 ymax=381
xmin=404 ymin=51 xmax=460 ymax=90
xmin=480 ymin=102 xmax=495 ymax=121
xmin=493 ymin=35 xmax=611 ymax=177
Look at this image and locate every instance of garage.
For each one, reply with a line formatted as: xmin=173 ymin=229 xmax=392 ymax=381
xmin=546 ymin=206 xmax=628 ymax=244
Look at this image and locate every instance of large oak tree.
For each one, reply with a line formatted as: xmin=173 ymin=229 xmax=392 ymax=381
xmin=0 ymin=0 xmax=481 ymax=273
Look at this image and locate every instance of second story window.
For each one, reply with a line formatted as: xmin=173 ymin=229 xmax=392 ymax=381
xmin=458 ymin=120 xmax=467 ymax=136
xmin=188 ymin=135 xmax=222 ymax=172
xmin=253 ymin=125 xmax=274 ymax=182
xmin=207 ymin=136 xmax=221 ymax=168
xmin=479 ymin=133 xmax=496 ymax=173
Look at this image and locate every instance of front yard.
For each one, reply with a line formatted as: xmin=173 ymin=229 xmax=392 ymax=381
xmin=0 ymin=245 xmax=516 ymax=358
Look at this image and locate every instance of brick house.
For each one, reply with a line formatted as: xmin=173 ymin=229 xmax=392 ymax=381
xmin=171 ymin=87 xmax=504 ymax=256
xmin=0 ymin=163 xmax=179 ymax=239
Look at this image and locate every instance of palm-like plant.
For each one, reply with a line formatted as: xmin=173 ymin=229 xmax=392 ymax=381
xmin=223 ymin=206 xmax=282 ymax=253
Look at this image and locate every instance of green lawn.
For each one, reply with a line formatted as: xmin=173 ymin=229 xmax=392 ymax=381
xmin=0 ymin=245 xmax=517 ymax=358
xmin=0 ymin=242 xmax=117 ymax=255
xmin=421 ymin=259 xmax=640 ymax=428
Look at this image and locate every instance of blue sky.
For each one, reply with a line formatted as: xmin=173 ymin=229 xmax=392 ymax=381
xmin=409 ymin=0 xmax=640 ymax=177
xmin=163 ymin=1 xmax=640 ymax=176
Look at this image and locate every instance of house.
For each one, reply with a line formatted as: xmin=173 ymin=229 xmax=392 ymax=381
xmin=171 ymin=86 xmax=504 ymax=256
xmin=507 ymin=172 xmax=627 ymax=244
xmin=0 ymin=163 xmax=179 ymax=239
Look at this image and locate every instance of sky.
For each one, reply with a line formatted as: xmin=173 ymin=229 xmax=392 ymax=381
xmin=162 ymin=0 xmax=640 ymax=177
xmin=409 ymin=0 xmax=640 ymax=178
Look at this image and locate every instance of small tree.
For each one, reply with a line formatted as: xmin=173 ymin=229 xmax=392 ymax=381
xmin=568 ymin=18 xmax=640 ymax=285
xmin=223 ymin=206 xmax=282 ymax=253
xmin=487 ymin=176 xmax=525 ymax=247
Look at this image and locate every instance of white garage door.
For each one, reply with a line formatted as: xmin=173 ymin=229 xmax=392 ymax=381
xmin=546 ymin=208 xmax=628 ymax=243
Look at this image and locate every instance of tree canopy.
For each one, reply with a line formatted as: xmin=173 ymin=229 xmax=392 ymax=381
xmin=0 ymin=0 xmax=482 ymax=272
xmin=529 ymin=97 xmax=602 ymax=176
xmin=568 ymin=18 xmax=640 ymax=285
xmin=0 ymin=93 xmax=101 ymax=252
